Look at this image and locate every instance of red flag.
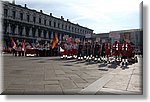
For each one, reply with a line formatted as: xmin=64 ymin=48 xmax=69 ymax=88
xmin=52 ymin=35 xmax=58 ymax=49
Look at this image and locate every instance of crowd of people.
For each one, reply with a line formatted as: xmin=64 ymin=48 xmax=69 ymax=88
xmin=3 ymin=42 xmax=59 ymax=57
xmin=2 ymin=38 xmax=140 ymax=67
xmin=59 ymin=40 xmax=139 ymax=66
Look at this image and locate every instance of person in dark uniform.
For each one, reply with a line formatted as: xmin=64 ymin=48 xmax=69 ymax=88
xmin=101 ymin=43 xmax=106 ymax=62
xmin=18 ymin=44 xmax=22 ymax=56
xmin=86 ymin=42 xmax=92 ymax=61
xmin=84 ymin=42 xmax=88 ymax=59
xmin=43 ymin=44 xmax=46 ymax=57
xmin=94 ymin=42 xmax=101 ymax=62
xmin=35 ymin=44 xmax=39 ymax=57
xmin=105 ymin=42 xmax=111 ymax=63
xmin=12 ymin=48 xmax=15 ymax=56
xmin=46 ymin=43 xmax=50 ymax=57
xmin=77 ymin=42 xmax=83 ymax=60
xmin=38 ymin=45 xmax=42 ymax=57
xmin=49 ymin=44 xmax=52 ymax=56
xmin=21 ymin=48 xmax=25 ymax=56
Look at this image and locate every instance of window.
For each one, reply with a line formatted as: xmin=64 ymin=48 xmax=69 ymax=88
xmin=33 ymin=28 xmax=35 ymax=37
xmin=26 ymin=27 xmax=29 ymax=36
xmin=44 ymin=19 xmax=46 ymax=25
xmin=58 ymin=23 xmax=60 ymax=28
xmin=18 ymin=26 xmax=23 ymax=36
xmin=27 ymin=15 xmax=30 ymax=22
xmin=54 ymin=22 xmax=56 ymax=27
xmin=20 ymin=13 xmax=23 ymax=20
xmin=62 ymin=24 xmax=64 ymax=29
xmin=38 ymin=29 xmax=41 ymax=37
xmin=4 ymin=9 xmax=8 ymax=17
xmin=39 ymin=18 xmax=41 ymax=24
xmin=69 ymin=26 xmax=70 ymax=31
xmin=33 ymin=16 xmax=36 ymax=23
xmin=12 ymin=11 xmax=16 ymax=19
xmin=12 ymin=25 xmax=15 ymax=34
xmin=48 ymin=31 xmax=52 ymax=39
xmin=4 ymin=23 xmax=7 ymax=34
xmin=65 ymin=25 xmax=67 ymax=30
xmin=44 ymin=30 xmax=46 ymax=38
xmin=49 ymin=21 xmax=51 ymax=26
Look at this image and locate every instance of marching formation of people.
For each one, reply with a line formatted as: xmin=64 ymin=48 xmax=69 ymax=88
xmin=4 ymin=37 xmax=59 ymax=57
xmin=10 ymin=42 xmax=59 ymax=57
xmin=3 ymin=36 xmax=140 ymax=67
xmin=59 ymin=40 xmax=139 ymax=67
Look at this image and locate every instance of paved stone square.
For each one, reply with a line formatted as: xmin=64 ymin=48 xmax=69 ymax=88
xmin=2 ymin=54 xmax=143 ymax=95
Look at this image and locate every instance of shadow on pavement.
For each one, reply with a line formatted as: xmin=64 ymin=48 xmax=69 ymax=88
xmin=37 ymin=61 xmax=46 ymax=63
xmin=108 ymin=64 xmax=118 ymax=69
xmin=63 ymin=64 xmax=73 ymax=66
xmin=98 ymin=63 xmax=107 ymax=67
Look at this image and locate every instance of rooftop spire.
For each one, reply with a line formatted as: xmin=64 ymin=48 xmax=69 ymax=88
xmin=12 ymin=0 xmax=15 ymax=4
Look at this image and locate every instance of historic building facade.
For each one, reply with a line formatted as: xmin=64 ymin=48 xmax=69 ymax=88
xmin=109 ymin=29 xmax=143 ymax=53
xmin=2 ymin=1 xmax=93 ymax=48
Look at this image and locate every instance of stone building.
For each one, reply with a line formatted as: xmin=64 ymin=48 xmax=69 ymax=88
xmin=109 ymin=29 xmax=143 ymax=53
xmin=2 ymin=1 xmax=93 ymax=48
xmin=93 ymin=33 xmax=109 ymax=43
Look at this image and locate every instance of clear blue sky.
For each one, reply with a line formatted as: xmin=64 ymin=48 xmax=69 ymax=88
xmin=5 ymin=0 xmax=142 ymax=33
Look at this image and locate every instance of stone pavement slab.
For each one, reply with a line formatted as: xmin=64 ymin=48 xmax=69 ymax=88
xmin=2 ymin=54 xmax=143 ymax=95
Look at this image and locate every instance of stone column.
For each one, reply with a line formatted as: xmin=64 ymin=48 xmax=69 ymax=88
xmin=46 ymin=31 xmax=49 ymax=39
xmin=41 ymin=30 xmax=44 ymax=38
xmin=22 ymin=27 xmax=26 ymax=36
xmin=7 ymin=24 xmax=11 ymax=34
xmin=51 ymin=31 xmax=54 ymax=39
xmin=59 ymin=33 xmax=62 ymax=41
xmin=15 ymin=25 xmax=18 ymax=35
xmin=29 ymin=28 xmax=32 ymax=37
xmin=35 ymin=29 xmax=38 ymax=37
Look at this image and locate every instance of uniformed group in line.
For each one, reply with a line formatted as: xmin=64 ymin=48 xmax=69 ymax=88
xmin=11 ymin=42 xmax=59 ymax=57
xmin=60 ymin=40 xmax=138 ymax=66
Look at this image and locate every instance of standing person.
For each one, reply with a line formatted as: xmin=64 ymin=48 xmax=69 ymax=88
xmin=94 ymin=42 xmax=101 ymax=62
xmin=11 ymin=38 xmax=17 ymax=56
xmin=64 ymin=42 xmax=68 ymax=59
xmin=104 ymin=42 xmax=111 ymax=63
xmin=86 ymin=42 xmax=91 ymax=61
xmin=101 ymin=43 xmax=106 ymax=62
xmin=38 ymin=44 xmax=42 ymax=57
xmin=73 ymin=42 xmax=78 ymax=58
xmin=35 ymin=43 xmax=39 ymax=57
xmin=46 ymin=43 xmax=50 ymax=57
xmin=77 ymin=42 xmax=83 ymax=60
xmin=43 ymin=44 xmax=46 ymax=57
xmin=60 ymin=42 xmax=65 ymax=59
xmin=49 ymin=44 xmax=52 ymax=57
xmin=84 ymin=42 xmax=88 ymax=59
xmin=121 ymin=41 xmax=131 ymax=67
xmin=112 ymin=41 xmax=121 ymax=62
xmin=18 ymin=44 xmax=22 ymax=56
xmin=21 ymin=39 xmax=25 ymax=56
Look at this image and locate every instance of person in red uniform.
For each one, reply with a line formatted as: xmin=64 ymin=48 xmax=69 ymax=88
xmin=94 ymin=42 xmax=101 ymax=62
xmin=60 ymin=42 xmax=65 ymax=59
xmin=72 ymin=42 xmax=78 ymax=58
xmin=104 ymin=42 xmax=111 ymax=63
xmin=121 ymin=41 xmax=131 ymax=66
xmin=112 ymin=41 xmax=121 ymax=61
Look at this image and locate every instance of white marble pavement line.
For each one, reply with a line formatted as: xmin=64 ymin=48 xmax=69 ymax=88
xmin=96 ymin=88 xmax=141 ymax=95
xmin=78 ymin=68 xmax=122 ymax=95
